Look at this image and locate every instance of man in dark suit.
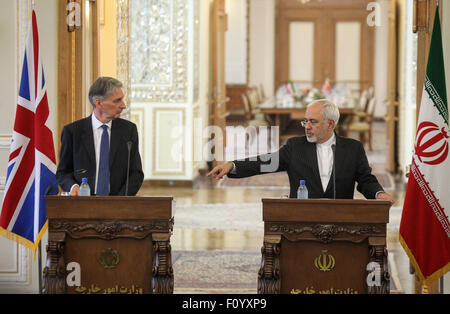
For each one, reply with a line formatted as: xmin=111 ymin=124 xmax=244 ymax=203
xmin=56 ymin=77 xmax=144 ymax=196
xmin=208 ymin=99 xmax=393 ymax=202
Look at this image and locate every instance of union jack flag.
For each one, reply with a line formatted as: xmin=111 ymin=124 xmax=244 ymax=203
xmin=0 ymin=10 xmax=57 ymax=252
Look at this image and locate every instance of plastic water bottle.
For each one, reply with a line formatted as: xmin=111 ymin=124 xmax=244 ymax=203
xmin=297 ymin=180 xmax=308 ymax=199
xmin=79 ymin=178 xmax=91 ymax=196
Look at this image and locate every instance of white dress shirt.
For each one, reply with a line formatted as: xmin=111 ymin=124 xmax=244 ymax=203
xmin=91 ymin=114 xmax=112 ymax=194
xmin=316 ymin=134 xmax=336 ymax=192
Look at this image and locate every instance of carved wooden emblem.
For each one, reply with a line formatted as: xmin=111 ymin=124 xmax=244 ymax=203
xmin=314 ymin=250 xmax=335 ymax=272
xmin=99 ymin=248 xmax=120 ymax=269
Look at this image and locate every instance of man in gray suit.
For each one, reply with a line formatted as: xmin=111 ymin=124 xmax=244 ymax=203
xmin=208 ymin=99 xmax=393 ymax=202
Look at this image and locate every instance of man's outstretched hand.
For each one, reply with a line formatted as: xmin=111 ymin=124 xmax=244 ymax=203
xmin=207 ymin=162 xmax=234 ymax=180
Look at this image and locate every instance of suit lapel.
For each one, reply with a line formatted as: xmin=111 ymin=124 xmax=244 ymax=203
xmin=304 ymin=141 xmax=322 ymax=192
xmin=82 ymin=116 xmax=96 ymax=164
xmin=109 ymin=119 xmax=122 ymax=167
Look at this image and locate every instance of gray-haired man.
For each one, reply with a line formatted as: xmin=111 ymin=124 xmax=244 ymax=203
xmin=208 ymin=100 xmax=393 ymax=202
xmin=56 ymin=77 xmax=144 ymax=196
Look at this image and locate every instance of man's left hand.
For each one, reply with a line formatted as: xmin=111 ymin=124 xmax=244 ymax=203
xmin=376 ymin=192 xmax=394 ymax=204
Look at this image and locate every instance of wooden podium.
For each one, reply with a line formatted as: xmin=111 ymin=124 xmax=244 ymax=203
xmin=43 ymin=196 xmax=174 ymax=294
xmin=258 ymin=198 xmax=391 ymax=294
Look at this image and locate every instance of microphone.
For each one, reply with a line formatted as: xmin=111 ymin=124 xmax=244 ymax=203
xmin=125 ymin=141 xmax=132 ymax=196
xmin=74 ymin=169 xmax=89 ymax=193
xmin=74 ymin=169 xmax=88 ymax=176
xmin=331 ymin=144 xmax=336 ymax=199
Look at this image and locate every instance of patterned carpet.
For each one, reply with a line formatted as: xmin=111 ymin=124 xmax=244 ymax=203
xmin=173 ymin=250 xmax=259 ymax=292
xmin=173 ymin=203 xmax=263 ymax=231
xmin=173 ymin=250 xmax=402 ymax=293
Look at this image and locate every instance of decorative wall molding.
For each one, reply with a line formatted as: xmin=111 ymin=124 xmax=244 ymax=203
xmin=152 ymin=107 xmax=186 ymax=176
xmin=123 ymin=0 xmax=199 ymax=181
xmin=129 ymin=0 xmax=189 ymax=103
xmin=130 ymin=107 xmax=145 ymax=165
xmin=0 ymin=243 xmax=30 ymax=285
xmin=0 ymin=135 xmax=12 ymax=149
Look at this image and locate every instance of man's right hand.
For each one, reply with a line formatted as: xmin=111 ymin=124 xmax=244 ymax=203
xmin=70 ymin=184 xmax=80 ymax=196
xmin=207 ymin=162 xmax=234 ymax=180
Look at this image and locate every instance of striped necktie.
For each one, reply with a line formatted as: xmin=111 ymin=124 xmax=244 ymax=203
xmin=97 ymin=124 xmax=110 ymax=195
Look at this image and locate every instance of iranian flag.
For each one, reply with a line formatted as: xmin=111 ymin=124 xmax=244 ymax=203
xmin=399 ymin=7 xmax=450 ymax=285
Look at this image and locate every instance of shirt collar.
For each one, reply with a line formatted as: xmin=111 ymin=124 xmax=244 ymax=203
xmin=91 ymin=114 xmax=112 ymax=130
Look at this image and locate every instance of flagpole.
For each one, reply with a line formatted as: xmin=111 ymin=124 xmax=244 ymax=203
xmin=436 ymin=0 xmax=443 ymax=295
xmin=38 ymin=242 xmax=43 ymax=294
xmin=435 ymin=0 xmax=444 ymax=296
xmin=32 ymin=0 xmax=41 ymax=293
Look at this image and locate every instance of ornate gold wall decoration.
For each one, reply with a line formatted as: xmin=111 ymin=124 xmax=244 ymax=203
xmin=129 ymin=0 xmax=189 ymax=103
xmin=116 ymin=0 xmax=130 ymax=120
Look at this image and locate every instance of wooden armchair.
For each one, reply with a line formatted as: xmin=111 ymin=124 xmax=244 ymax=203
xmin=346 ymin=97 xmax=376 ymax=151
xmin=241 ymin=93 xmax=269 ymax=127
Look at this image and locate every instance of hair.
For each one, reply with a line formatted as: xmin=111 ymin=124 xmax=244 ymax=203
xmin=308 ymin=99 xmax=340 ymax=128
xmin=88 ymin=77 xmax=123 ymax=107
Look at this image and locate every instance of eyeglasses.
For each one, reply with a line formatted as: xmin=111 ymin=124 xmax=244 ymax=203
xmin=300 ymin=119 xmax=320 ymax=127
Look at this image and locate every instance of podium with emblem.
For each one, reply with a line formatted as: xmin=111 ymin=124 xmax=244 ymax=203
xmin=42 ymin=196 xmax=174 ymax=294
xmin=258 ymin=198 xmax=391 ymax=294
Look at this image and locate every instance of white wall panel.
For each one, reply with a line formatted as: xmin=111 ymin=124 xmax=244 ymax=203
xmin=154 ymin=108 xmax=185 ymax=174
xmin=289 ymin=22 xmax=314 ymax=83
xmin=225 ymin=0 xmax=247 ymax=84
xmin=249 ymin=0 xmax=275 ymax=97
xmin=336 ymin=21 xmax=361 ymax=91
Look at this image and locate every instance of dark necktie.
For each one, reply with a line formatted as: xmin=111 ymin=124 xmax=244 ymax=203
xmin=97 ymin=124 xmax=110 ymax=195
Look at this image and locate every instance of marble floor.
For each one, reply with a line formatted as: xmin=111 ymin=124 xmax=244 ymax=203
xmin=136 ymin=122 xmax=431 ymax=294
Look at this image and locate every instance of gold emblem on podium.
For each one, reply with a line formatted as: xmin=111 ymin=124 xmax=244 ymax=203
xmin=99 ymin=248 xmax=120 ymax=269
xmin=314 ymin=250 xmax=335 ymax=272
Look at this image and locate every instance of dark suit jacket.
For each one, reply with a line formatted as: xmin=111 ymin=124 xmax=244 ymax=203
xmin=228 ymin=135 xmax=383 ymax=199
xmin=56 ymin=116 xmax=144 ymax=196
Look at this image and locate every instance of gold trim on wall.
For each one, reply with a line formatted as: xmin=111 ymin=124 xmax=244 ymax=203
xmin=246 ymin=0 xmax=250 ymax=85
xmin=116 ymin=0 xmax=130 ymax=120
xmin=99 ymin=0 xmax=105 ymax=25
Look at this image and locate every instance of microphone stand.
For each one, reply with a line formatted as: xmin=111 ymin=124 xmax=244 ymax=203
xmin=331 ymin=144 xmax=336 ymax=199
xmin=125 ymin=141 xmax=132 ymax=196
xmin=38 ymin=242 xmax=42 ymax=294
